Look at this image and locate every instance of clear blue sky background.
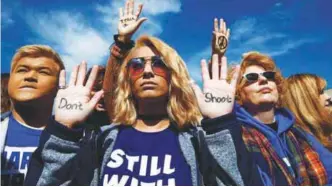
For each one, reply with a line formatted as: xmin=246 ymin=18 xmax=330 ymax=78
xmin=2 ymin=0 xmax=332 ymax=88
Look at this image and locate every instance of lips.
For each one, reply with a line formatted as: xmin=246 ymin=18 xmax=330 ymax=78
xmin=141 ymin=81 xmax=157 ymax=87
xmin=258 ymin=87 xmax=272 ymax=93
xmin=19 ymin=85 xmax=37 ymax=89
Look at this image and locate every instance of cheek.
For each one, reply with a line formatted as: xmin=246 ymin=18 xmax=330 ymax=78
xmin=319 ymin=95 xmax=327 ymax=105
xmin=242 ymin=86 xmax=257 ymax=99
xmin=270 ymin=83 xmax=279 ymax=98
xmin=38 ymin=77 xmax=58 ymax=92
xmin=8 ymin=76 xmax=21 ymax=93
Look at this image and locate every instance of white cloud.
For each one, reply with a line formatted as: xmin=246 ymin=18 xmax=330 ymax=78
xmin=1 ymin=8 xmax=14 ymax=28
xmin=25 ymin=11 xmax=110 ymax=72
xmin=228 ymin=17 xmax=317 ymax=58
xmin=275 ymin=2 xmax=282 ymax=7
xmin=23 ymin=0 xmax=181 ymax=80
xmin=96 ymin=0 xmax=181 ymax=36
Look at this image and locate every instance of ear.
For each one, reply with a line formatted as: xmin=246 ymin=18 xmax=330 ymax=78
xmin=95 ymin=103 xmax=106 ymax=112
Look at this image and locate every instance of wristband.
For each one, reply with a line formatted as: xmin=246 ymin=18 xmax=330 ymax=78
xmin=113 ymin=34 xmax=135 ymax=51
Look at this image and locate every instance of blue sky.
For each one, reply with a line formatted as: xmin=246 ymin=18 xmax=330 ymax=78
xmin=1 ymin=0 xmax=332 ymax=88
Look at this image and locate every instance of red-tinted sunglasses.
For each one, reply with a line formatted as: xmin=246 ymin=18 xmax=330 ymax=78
xmin=127 ymin=56 xmax=169 ymax=80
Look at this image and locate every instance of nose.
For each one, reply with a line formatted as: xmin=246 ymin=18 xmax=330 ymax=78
xmin=24 ymin=71 xmax=38 ymax=83
xmin=142 ymin=61 xmax=154 ymax=78
xmin=257 ymin=73 xmax=268 ymax=85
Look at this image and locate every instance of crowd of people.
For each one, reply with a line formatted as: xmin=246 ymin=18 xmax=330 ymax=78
xmin=1 ymin=0 xmax=332 ymax=186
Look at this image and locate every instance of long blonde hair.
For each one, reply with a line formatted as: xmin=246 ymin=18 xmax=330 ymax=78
xmin=282 ymin=73 xmax=332 ymax=150
xmin=112 ymin=35 xmax=202 ymax=128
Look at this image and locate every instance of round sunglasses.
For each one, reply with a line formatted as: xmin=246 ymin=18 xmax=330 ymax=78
xmin=242 ymin=71 xmax=276 ymax=82
xmin=127 ymin=56 xmax=169 ymax=80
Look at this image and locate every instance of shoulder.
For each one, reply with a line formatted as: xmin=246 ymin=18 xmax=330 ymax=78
xmin=1 ymin=111 xmax=11 ymax=122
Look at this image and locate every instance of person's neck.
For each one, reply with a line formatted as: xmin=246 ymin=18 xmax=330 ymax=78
xmin=245 ymin=104 xmax=276 ymax=124
xmin=12 ymin=103 xmax=53 ymax=129
xmin=134 ymin=98 xmax=169 ymax=133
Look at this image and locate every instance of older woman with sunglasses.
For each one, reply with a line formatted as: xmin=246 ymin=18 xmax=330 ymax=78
xmin=227 ymin=51 xmax=332 ymax=185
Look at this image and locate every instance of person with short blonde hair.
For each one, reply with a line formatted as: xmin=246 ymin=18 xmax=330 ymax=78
xmin=282 ymin=73 xmax=332 ymax=151
xmin=10 ymin=45 xmax=64 ymax=72
xmin=1 ymin=44 xmax=64 ymax=185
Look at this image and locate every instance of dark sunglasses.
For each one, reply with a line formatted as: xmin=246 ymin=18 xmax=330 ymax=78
xmin=326 ymin=98 xmax=332 ymax=107
xmin=243 ymin=71 xmax=276 ymax=82
xmin=127 ymin=56 xmax=169 ymax=78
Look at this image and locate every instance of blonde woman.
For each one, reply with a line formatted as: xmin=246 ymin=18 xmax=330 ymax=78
xmin=282 ymin=73 xmax=332 ymax=151
xmin=24 ymin=31 xmax=262 ymax=185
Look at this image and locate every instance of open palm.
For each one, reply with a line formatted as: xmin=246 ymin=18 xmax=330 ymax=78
xmin=211 ymin=18 xmax=230 ymax=56
xmin=54 ymin=62 xmax=104 ymax=128
xmin=118 ymin=0 xmax=147 ymax=38
xmin=191 ymin=54 xmax=239 ymax=118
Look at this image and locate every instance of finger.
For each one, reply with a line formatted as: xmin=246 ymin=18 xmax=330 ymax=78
xmin=111 ymin=49 xmax=121 ymax=58
xmin=219 ymin=18 xmax=224 ymax=32
xmin=89 ymin=90 xmax=104 ymax=110
xmin=59 ymin=70 xmax=66 ymax=88
xmin=201 ymin=59 xmax=210 ymax=83
xmin=214 ymin=18 xmax=218 ymax=32
xmin=220 ymin=56 xmax=228 ymax=80
xmin=68 ymin=65 xmax=79 ymax=86
xmin=112 ymin=45 xmax=121 ymax=52
xmin=119 ymin=8 xmax=124 ymax=19
xmin=129 ymin=0 xmax=134 ymax=15
xmin=231 ymin=65 xmax=240 ymax=88
xmin=76 ymin=61 xmax=87 ymax=86
xmin=226 ymin=28 xmax=230 ymax=39
xmin=212 ymin=54 xmax=219 ymax=80
xmin=125 ymin=0 xmax=130 ymax=15
xmin=85 ymin=65 xmax=99 ymax=90
xmin=135 ymin=4 xmax=143 ymax=18
xmin=190 ymin=80 xmax=204 ymax=101
xmin=136 ymin=17 xmax=148 ymax=28
xmin=223 ymin=19 xmax=226 ymax=33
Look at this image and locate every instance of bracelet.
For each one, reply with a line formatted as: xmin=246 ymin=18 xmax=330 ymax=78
xmin=113 ymin=34 xmax=135 ymax=51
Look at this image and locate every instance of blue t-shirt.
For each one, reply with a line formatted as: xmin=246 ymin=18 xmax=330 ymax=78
xmin=1 ymin=114 xmax=43 ymax=185
xmin=101 ymin=125 xmax=192 ymax=186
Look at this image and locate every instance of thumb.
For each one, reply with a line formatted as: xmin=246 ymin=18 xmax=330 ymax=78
xmin=136 ymin=17 xmax=148 ymax=28
xmin=190 ymin=80 xmax=203 ymax=99
xmin=88 ymin=90 xmax=104 ymax=110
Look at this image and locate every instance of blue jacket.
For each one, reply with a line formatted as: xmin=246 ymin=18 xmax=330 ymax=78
xmin=235 ymin=104 xmax=332 ymax=185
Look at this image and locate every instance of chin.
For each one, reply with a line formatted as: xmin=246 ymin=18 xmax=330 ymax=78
xmin=12 ymin=92 xmax=54 ymax=104
xmin=12 ymin=96 xmax=40 ymax=103
xmin=257 ymin=99 xmax=278 ymax=106
xmin=138 ymin=94 xmax=163 ymax=99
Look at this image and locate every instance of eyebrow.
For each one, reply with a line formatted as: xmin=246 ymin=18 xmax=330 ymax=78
xmin=16 ymin=65 xmax=54 ymax=72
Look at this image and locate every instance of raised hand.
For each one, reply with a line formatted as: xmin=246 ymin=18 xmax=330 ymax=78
xmin=191 ymin=54 xmax=239 ymax=118
xmin=118 ymin=0 xmax=147 ymax=42
xmin=55 ymin=62 xmax=104 ymax=128
xmin=211 ymin=18 xmax=230 ymax=56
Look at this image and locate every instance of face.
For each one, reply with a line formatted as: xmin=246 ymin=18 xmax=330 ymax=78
xmin=240 ymin=65 xmax=279 ymax=107
xmin=319 ymin=91 xmax=332 ymax=109
xmin=128 ymin=46 xmax=170 ymax=100
xmin=8 ymin=57 xmax=60 ymax=105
